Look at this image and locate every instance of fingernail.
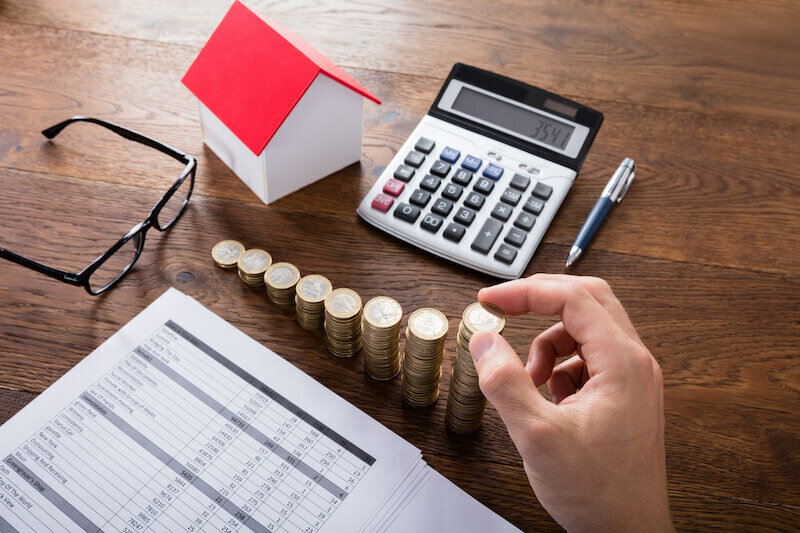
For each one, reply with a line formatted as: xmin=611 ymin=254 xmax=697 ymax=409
xmin=470 ymin=332 xmax=495 ymax=363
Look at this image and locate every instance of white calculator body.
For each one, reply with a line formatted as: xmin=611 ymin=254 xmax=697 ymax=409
xmin=357 ymin=64 xmax=603 ymax=279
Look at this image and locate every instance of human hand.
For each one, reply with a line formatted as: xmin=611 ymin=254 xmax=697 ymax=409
xmin=469 ymin=274 xmax=672 ymax=532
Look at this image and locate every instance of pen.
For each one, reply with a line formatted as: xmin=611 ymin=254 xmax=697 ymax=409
xmin=565 ymin=158 xmax=635 ymax=269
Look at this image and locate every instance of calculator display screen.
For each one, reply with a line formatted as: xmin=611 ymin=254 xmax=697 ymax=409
xmin=452 ymin=87 xmax=575 ymax=150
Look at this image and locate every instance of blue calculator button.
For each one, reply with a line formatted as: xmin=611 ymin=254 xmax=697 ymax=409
xmin=462 ymin=155 xmax=482 ymax=172
xmin=440 ymin=147 xmax=461 ymax=163
xmin=483 ymin=163 xmax=504 ymax=181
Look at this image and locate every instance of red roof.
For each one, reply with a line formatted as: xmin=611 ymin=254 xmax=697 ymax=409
xmin=182 ymin=1 xmax=380 ymax=155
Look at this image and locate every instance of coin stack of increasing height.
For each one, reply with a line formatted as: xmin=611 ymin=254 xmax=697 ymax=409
xmin=211 ymin=240 xmax=245 ymax=269
xmin=324 ymin=288 xmax=363 ymax=358
xmin=446 ymin=302 xmax=506 ymax=434
xmin=362 ymin=297 xmax=403 ymax=381
xmin=265 ymin=262 xmax=301 ymax=308
xmin=295 ymin=275 xmax=332 ymax=330
xmin=237 ymin=249 xmax=272 ymax=287
xmin=401 ymin=308 xmax=449 ymax=407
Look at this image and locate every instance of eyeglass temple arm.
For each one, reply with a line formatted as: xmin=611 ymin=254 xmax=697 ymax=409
xmin=42 ymin=116 xmax=195 ymax=167
xmin=0 ymin=247 xmax=81 ymax=285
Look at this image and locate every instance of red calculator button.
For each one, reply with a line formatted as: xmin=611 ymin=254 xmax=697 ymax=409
xmin=371 ymin=194 xmax=394 ymax=212
xmin=382 ymin=178 xmax=405 ymax=197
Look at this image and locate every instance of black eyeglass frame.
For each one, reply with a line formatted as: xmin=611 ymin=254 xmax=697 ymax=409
xmin=0 ymin=116 xmax=197 ymax=295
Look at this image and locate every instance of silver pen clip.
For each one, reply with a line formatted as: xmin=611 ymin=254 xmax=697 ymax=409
xmin=603 ymin=158 xmax=635 ymax=203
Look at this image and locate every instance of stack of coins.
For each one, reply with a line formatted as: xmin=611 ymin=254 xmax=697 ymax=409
xmin=211 ymin=240 xmax=245 ymax=269
xmin=362 ymin=297 xmax=403 ymax=381
xmin=265 ymin=262 xmax=301 ymax=308
xmin=446 ymin=302 xmax=506 ymax=434
xmin=237 ymin=249 xmax=272 ymax=287
xmin=324 ymin=288 xmax=363 ymax=358
xmin=401 ymin=308 xmax=449 ymax=407
xmin=295 ymin=275 xmax=332 ymax=330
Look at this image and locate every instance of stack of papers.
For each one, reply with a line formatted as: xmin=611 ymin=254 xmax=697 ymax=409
xmin=0 ymin=288 xmax=519 ymax=532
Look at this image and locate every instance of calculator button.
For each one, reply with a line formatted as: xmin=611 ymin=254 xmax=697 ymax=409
xmin=410 ymin=189 xmax=431 ymax=207
xmin=440 ymin=147 xmax=461 ymax=163
xmin=504 ymin=227 xmax=527 ymax=247
xmin=432 ymin=198 xmax=454 ymax=216
xmin=394 ymin=165 xmax=415 ymax=182
xmin=442 ymin=183 xmax=464 ymax=201
xmin=494 ymin=244 xmax=518 ymax=264
xmin=420 ymin=175 xmax=442 ymax=192
xmin=415 ymin=137 xmax=435 ymax=154
xmin=532 ymin=182 xmax=553 ymax=200
xmin=454 ymin=207 xmax=476 ymax=226
xmin=514 ymin=212 xmax=536 ymax=231
xmin=482 ymin=163 xmax=504 ymax=180
xmin=474 ymin=177 xmax=495 ymax=195
xmin=491 ymin=202 xmax=512 ymax=222
xmin=443 ymin=223 xmax=466 ymax=243
xmin=430 ymin=160 xmax=452 ymax=178
xmin=510 ymin=173 xmax=531 ymax=191
xmin=464 ymin=192 xmax=486 ymax=210
xmin=405 ymin=151 xmax=426 ymax=168
xmin=500 ymin=187 xmax=522 ymax=206
xmin=523 ymin=197 xmax=545 ymax=215
xmin=393 ymin=202 xmax=420 ymax=222
xmin=382 ymin=178 xmax=405 ymax=197
xmin=371 ymin=193 xmax=394 ymax=212
xmin=452 ymin=169 xmax=473 ymax=186
xmin=471 ymin=218 xmax=503 ymax=254
xmin=462 ymin=155 xmax=483 ymax=172
xmin=421 ymin=213 xmax=444 ymax=233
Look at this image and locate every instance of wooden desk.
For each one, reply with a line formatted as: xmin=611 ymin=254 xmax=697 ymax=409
xmin=1 ymin=1 xmax=798 ymax=529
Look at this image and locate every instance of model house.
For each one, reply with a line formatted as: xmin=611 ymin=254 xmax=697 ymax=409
xmin=181 ymin=1 xmax=380 ymax=204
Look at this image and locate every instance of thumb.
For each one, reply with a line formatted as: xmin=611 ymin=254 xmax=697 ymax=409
xmin=470 ymin=331 xmax=552 ymax=438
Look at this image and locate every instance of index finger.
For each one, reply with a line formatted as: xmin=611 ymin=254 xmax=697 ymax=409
xmin=478 ymin=276 xmax=634 ymax=372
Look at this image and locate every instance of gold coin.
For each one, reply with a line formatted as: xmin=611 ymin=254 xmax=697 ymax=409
xmin=211 ymin=240 xmax=245 ymax=268
xmin=363 ymin=297 xmax=403 ymax=329
xmin=407 ymin=308 xmax=448 ymax=341
xmin=325 ymin=288 xmax=362 ymax=319
xmin=463 ymin=302 xmax=506 ymax=334
xmin=296 ymin=275 xmax=332 ymax=303
xmin=237 ymin=249 xmax=272 ymax=274
xmin=266 ymin=262 xmax=300 ymax=289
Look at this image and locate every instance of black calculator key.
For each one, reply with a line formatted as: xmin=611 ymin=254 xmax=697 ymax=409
xmin=394 ymin=165 xmax=415 ymax=182
xmin=474 ymin=177 xmax=494 ymax=195
xmin=500 ymin=187 xmax=522 ymax=206
xmin=504 ymin=227 xmax=527 ymax=247
xmin=421 ymin=213 xmax=444 ymax=233
xmin=464 ymin=192 xmax=486 ymax=210
xmin=404 ymin=151 xmax=426 ymax=168
xmin=471 ymin=218 xmax=503 ymax=254
xmin=432 ymin=198 xmax=454 ymax=216
xmin=514 ymin=212 xmax=536 ymax=231
xmin=452 ymin=168 xmax=473 ymax=186
xmin=523 ymin=197 xmax=545 ymax=215
xmin=494 ymin=244 xmax=518 ymax=264
xmin=415 ymin=137 xmax=435 ymax=154
xmin=491 ymin=202 xmax=512 ymax=222
xmin=510 ymin=173 xmax=531 ymax=191
xmin=443 ymin=223 xmax=466 ymax=243
xmin=442 ymin=183 xmax=463 ymax=201
xmin=454 ymin=207 xmax=476 ymax=226
xmin=532 ymin=182 xmax=553 ymax=200
xmin=420 ymin=175 xmax=442 ymax=192
xmin=430 ymin=160 xmax=452 ymax=178
xmin=410 ymin=189 xmax=431 ymax=207
xmin=394 ymin=203 xmax=420 ymax=223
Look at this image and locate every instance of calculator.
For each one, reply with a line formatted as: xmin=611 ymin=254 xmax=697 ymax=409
xmin=357 ymin=64 xmax=603 ymax=279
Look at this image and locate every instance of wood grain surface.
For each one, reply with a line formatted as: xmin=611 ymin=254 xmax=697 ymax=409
xmin=0 ymin=1 xmax=798 ymax=531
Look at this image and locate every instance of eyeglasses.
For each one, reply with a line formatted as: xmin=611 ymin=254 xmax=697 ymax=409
xmin=0 ymin=116 xmax=197 ymax=295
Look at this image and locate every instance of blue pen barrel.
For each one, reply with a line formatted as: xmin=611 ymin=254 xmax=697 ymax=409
xmin=575 ymin=197 xmax=614 ymax=249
